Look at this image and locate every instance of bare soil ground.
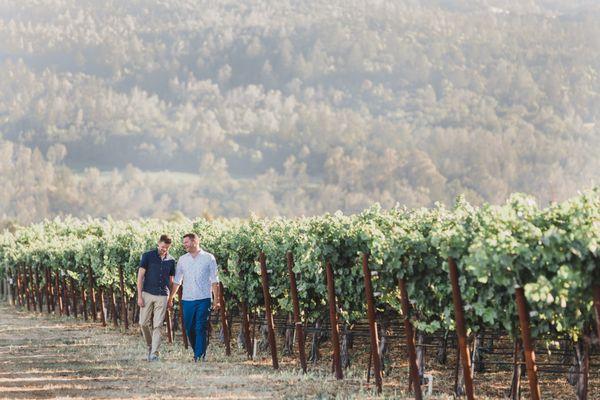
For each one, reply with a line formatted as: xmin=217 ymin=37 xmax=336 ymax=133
xmin=0 ymin=303 xmax=596 ymax=399
xmin=0 ymin=303 xmax=400 ymax=399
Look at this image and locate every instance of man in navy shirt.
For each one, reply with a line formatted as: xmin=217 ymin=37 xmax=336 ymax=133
xmin=137 ymin=234 xmax=176 ymax=361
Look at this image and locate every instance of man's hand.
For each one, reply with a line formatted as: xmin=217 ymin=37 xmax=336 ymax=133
xmin=167 ymin=297 xmax=173 ymax=310
xmin=213 ymin=302 xmax=221 ymax=312
xmin=137 ymin=295 xmax=145 ymax=308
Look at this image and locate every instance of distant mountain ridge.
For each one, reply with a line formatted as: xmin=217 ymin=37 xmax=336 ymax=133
xmin=0 ymin=0 xmax=598 ymax=223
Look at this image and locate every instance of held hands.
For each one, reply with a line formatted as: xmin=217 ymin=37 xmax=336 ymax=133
xmin=167 ymin=298 xmax=174 ymax=310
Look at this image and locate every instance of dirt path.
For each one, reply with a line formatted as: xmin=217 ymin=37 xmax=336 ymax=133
xmin=0 ymin=303 xmax=372 ymax=400
xmin=1 ymin=303 xmax=595 ymax=399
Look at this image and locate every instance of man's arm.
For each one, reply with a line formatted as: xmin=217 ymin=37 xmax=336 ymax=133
xmin=212 ymin=282 xmax=221 ymax=311
xmin=210 ymin=256 xmax=220 ymax=310
xmin=168 ymin=259 xmax=183 ymax=308
xmin=169 ymin=275 xmax=174 ymax=295
xmin=137 ymin=252 xmax=149 ymax=307
xmin=168 ymin=277 xmax=179 ymax=309
xmin=137 ymin=268 xmax=146 ymax=307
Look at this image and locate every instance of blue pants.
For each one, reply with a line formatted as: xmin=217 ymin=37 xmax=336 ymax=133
xmin=182 ymin=299 xmax=211 ymax=361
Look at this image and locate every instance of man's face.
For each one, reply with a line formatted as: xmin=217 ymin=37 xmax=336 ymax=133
xmin=157 ymin=241 xmax=171 ymax=256
xmin=183 ymin=236 xmax=198 ymax=252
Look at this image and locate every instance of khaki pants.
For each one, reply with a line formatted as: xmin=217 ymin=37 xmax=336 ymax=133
xmin=139 ymin=291 xmax=167 ymax=357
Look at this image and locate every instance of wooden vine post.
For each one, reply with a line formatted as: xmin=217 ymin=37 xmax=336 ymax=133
xmin=62 ymin=275 xmax=70 ymax=317
xmin=81 ymin=282 xmax=88 ymax=321
xmin=258 ymin=251 xmax=279 ymax=369
xmin=15 ymin=266 xmax=22 ymax=307
xmin=165 ymin=308 xmax=173 ymax=343
xmin=286 ymin=251 xmax=307 ymax=373
xmin=8 ymin=267 xmax=15 ymax=305
xmin=240 ymin=301 xmax=253 ymax=358
xmin=515 ymin=287 xmax=541 ymax=400
xmin=98 ymin=287 xmax=107 ymax=327
xmin=87 ymin=266 xmax=97 ymax=322
xmin=28 ymin=266 xmax=37 ymax=311
xmin=325 ymin=260 xmax=343 ymax=380
xmin=55 ymin=270 xmax=63 ymax=315
xmin=24 ymin=266 xmax=31 ymax=311
xmin=109 ymin=286 xmax=118 ymax=327
xmin=177 ymin=286 xmax=188 ymax=348
xmin=593 ymin=285 xmax=600 ymax=343
xmin=398 ymin=277 xmax=423 ymax=400
xmin=361 ymin=253 xmax=382 ymax=393
xmin=217 ymin=281 xmax=231 ymax=356
xmin=448 ymin=257 xmax=475 ymax=400
xmin=70 ymin=277 xmax=78 ymax=318
xmin=214 ymin=258 xmax=231 ymax=356
xmin=44 ymin=268 xmax=52 ymax=314
xmin=118 ymin=265 xmax=128 ymax=329
xmin=34 ymin=267 xmax=42 ymax=312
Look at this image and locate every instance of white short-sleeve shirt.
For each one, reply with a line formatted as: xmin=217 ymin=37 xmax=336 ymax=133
xmin=174 ymin=249 xmax=219 ymax=301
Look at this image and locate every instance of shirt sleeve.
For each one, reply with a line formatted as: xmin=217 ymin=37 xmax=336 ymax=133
xmin=209 ymin=255 xmax=219 ymax=284
xmin=174 ymin=258 xmax=184 ymax=285
xmin=138 ymin=252 xmax=149 ymax=270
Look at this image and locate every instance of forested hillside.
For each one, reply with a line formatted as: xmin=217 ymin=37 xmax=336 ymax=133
xmin=1 ymin=0 xmax=598 ymax=223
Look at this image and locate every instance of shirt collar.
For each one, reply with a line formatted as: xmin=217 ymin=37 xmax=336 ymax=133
xmin=156 ymin=249 xmax=173 ymax=261
xmin=188 ymin=248 xmax=204 ymax=258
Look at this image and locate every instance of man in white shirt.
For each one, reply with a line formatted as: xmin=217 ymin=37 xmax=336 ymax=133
xmin=168 ymin=233 xmax=220 ymax=362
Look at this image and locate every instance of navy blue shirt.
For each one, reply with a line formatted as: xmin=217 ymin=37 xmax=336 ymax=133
xmin=139 ymin=249 xmax=176 ymax=296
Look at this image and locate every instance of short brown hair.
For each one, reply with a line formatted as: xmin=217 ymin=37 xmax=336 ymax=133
xmin=158 ymin=234 xmax=172 ymax=244
xmin=183 ymin=233 xmax=198 ymax=241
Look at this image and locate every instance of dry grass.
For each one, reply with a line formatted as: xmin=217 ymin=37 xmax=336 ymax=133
xmin=0 ymin=304 xmax=596 ymax=399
